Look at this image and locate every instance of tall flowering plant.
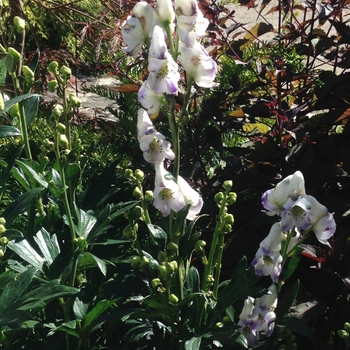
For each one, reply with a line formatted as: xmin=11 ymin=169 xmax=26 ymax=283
xmin=118 ymin=1 xmax=337 ymax=349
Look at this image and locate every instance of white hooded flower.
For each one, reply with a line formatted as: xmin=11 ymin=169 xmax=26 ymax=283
xmin=175 ymin=0 xmax=209 ymax=47
xmin=148 ymin=25 xmax=180 ymax=94
xmin=138 ymin=82 xmax=164 ymax=115
xmin=178 ymin=40 xmax=217 ymax=87
xmin=121 ymin=2 xmax=155 ymax=57
xmin=154 ymin=0 xmax=175 ymax=33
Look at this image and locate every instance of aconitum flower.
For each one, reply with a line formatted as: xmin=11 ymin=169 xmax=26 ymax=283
xmin=307 ymin=195 xmax=336 ymax=246
xmin=154 ymin=0 xmax=175 ymax=33
xmin=261 ymin=171 xmax=306 ymax=217
xmin=175 ymin=0 xmax=209 ymax=47
xmin=138 ymin=82 xmax=164 ymax=115
xmin=148 ymin=25 xmax=180 ymax=94
xmin=178 ymin=40 xmax=217 ymax=87
xmin=121 ymin=2 xmax=154 ymax=57
xmin=177 ymin=176 xmax=203 ymax=220
xmin=153 ymin=162 xmax=185 ymax=216
xmin=238 ymin=285 xmax=278 ymax=347
xmin=137 ymin=108 xmax=175 ymax=163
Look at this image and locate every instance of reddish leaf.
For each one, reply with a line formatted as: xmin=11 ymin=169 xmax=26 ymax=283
xmin=335 ymin=106 xmax=350 ymax=123
xmin=238 ymin=0 xmax=255 ymax=9
xmin=244 ymin=23 xmax=274 ymax=40
xmin=113 ymin=84 xmax=139 ymax=93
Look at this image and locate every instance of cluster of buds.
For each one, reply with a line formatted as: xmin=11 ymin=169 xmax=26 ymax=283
xmin=137 ymin=109 xmax=203 ymax=220
xmin=252 ymin=171 xmax=336 ymax=282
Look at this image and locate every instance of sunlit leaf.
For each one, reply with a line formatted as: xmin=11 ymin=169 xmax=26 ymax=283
xmin=0 ymin=126 xmax=20 ymax=138
xmin=244 ymin=23 xmax=274 ymax=41
xmin=242 ymin=122 xmax=271 ymax=134
xmin=113 ymin=84 xmax=139 ymax=93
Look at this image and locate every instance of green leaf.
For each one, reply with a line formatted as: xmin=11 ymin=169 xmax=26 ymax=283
xmin=276 ymin=279 xmax=300 ymax=321
xmin=86 ymin=204 xmax=113 ymax=243
xmin=66 ymin=163 xmax=81 ymax=190
xmin=82 ymin=299 xmax=118 ymax=333
xmin=279 ymin=250 xmax=302 ymax=282
xmin=147 ymin=224 xmax=167 ymax=248
xmin=77 ymin=252 xmax=107 ymax=276
xmin=28 ymin=48 xmax=40 ymax=73
xmin=185 ymin=336 xmax=202 ymax=350
xmin=53 ymin=320 xmax=81 ymax=338
xmin=15 ymin=160 xmax=48 ymax=189
xmin=73 ymin=205 xmax=97 ymax=239
xmin=209 ymin=257 xmax=260 ymax=323
xmin=7 ymin=239 xmax=45 ymax=269
xmin=0 ymin=126 xmax=20 ymax=138
xmin=24 ymin=96 xmax=39 ymax=127
xmin=109 ymin=201 xmax=138 ymax=221
xmin=17 ymin=280 xmax=79 ymax=311
xmin=1 ymin=94 xmax=42 ymax=114
xmin=186 ymin=266 xmax=200 ymax=293
xmin=33 ymin=228 xmax=60 ymax=265
xmin=73 ymin=298 xmax=88 ymax=321
xmin=0 ymin=268 xmax=37 ymax=315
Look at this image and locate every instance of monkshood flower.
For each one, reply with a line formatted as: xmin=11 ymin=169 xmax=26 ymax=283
xmin=307 ymin=195 xmax=336 ymax=246
xmin=238 ymin=285 xmax=278 ymax=347
xmin=154 ymin=0 xmax=175 ymax=33
xmin=178 ymin=40 xmax=217 ymax=87
xmin=138 ymin=81 xmax=165 ymax=115
xmin=251 ymin=223 xmax=284 ymax=282
xmin=261 ymin=171 xmax=305 ymax=217
xmin=177 ymin=176 xmax=203 ymax=220
xmin=153 ymin=162 xmax=185 ymax=216
xmin=137 ymin=109 xmax=175 ymax=163
xmin=148 ymin=25 xmax=180 ymax=94
xmin=175 ymin=0 xmax=209 ymax=47
xmin=121 ymin=2 xmax=154 ymax=57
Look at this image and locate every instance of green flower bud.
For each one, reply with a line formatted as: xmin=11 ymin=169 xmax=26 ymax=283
xmin=0 ymin=237 xmax=8 ymax=246
xmin=4 ymin=52 xmax=16 ymax=74
xmin=222 ymin=180 xmax=233 ymax=192
xmin=131 ymin=206 xmax=143 ymax=220
xmin=0 ymin=224 xmax=6 ymax=235
xmin=47 ymin=80 xmax=58 ymax=92
xmin=0 ymin=94 xmax=3 ymax=112
xmin=145 ymin=190 xmax=154 ymax=203
xmin=7 ymin=47 xmax=21 ymax=63
xmin=51 ymin=104 xmax=64 ymax=119
xmin=222 ymin=316 xmax=231 ymax=323
xmin=68 ymin=94 xmax=82 ymax=107
xmin=344 ymin=322 xmax=350 ymax=331
xmin=215 ymin=322 xmax=223 ymax=328
xmin=133 ymin=187 xmax=143 ymax=199
xmin=0 ymin=250 xmax=4 ymax=258
xmin=130 ymin=256 xmax=141 ymax=269
xmin=123 ymin=225 xmax=134 ymax=239
xmin=151 ymin=278 xmax=162 ymax=289
xmin=124 ymin=168 xmax=135 ymax=180
xmin=58 ymin=134 xmax=69 ymax=148
xmin=48 ymin=61 xmax=59 ymax=74
xmin=169 ymin=294 xmax=178 ymax=304
xmin=60 ymin=65 xmax=72 ymax=80
xmin=224 ymin=224 xmax=232 ymax=233
xmin=214 ymin=191 xmax=224 ymax=203
xmin=158 ymin=265 xmax=167 ymax=278
xmin=13 ymin=16 xmax=25 ymax=33
xmin=141 ymin=256 xmax=149 ymax=266
xmin=167 ymin=260 xmax=178 ymax=272
xmin=22 ymin=65 xmax=34 ymax=83
xmin=338 ymin=330 xmax=349 ymax=339
xmin=77 ymin=236 xmax=87 ymax=250
xmin=9 ymin=103 xmax=19 ymax=118
xmin=166 ymin=242 xmax=178 ymax=252
xmin=227 ymin=192 xmax=237 ymax=205
xmin=158 ymin=251 xmax=167 ymax=263
xmin=57 ymin=123 xmax=66 ymax=134
xmin=195 ymin=240 xmax=206 ymax=250
xmin=134 ymin=169 xmax=144 ymax=181
xmin=0 ymin=218 xmax=6 ymax=225
xmin=223 ymin=214 xmax=234 ymax=225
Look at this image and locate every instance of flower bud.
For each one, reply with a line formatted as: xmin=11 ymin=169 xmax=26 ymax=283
xmin=141 ymin=256 xmax=149 ymax=266
xmin=124 ymin=168 xmax=136 ymax=180
xmin=22 ymin=65 xmax=35 ymax=83
xmin=13 ymin=16 xmax=25 ymax=33
xmin=158 ymin=265 xmax=167 ymax=278
xmin=51 ymin=104 xmax=64 ymax=119
xmin=7 ymin=47 xmax=21 ymax=63
xmin=158 ymin=251 xmax=167 ymax=263
xmin=169 ymin=294 xmax=178 ymax=304
xmin=0 ymin=218 xmax=6 ymax=225
xmin=145 ymin=190 xmax=154 ymax=203
xmin=4 ymin=52 xmax=16 ymax=74
xmin=166 ymin=242 xmax=178 ymax=252
xmin=123 ymin=225 xmax=135 ymax=239
xmin=0 ymin=237 xmax=8 ymax=246
xmin=48 ymin=61 xmax=59 ymax=74
xmin=151 ymin=278 xmax=162 ymax=289
xmin=57 ymin=123 xmax=66 ymax=134
xmin=0 ymin=94 xmax=3 ymax=112
xmin=9 ymin=103 xmax=19 ymax=118
xmin=130 ymin=256 xmax=141 ymax=268
xmin=134 ymin=169 xmax=144 ymax=181
xmin=224 ymin=224 xmax=232 ymax=233
xmin=227 ymin=192 xmax=237 ymax=205
xmin=0 ymin=250 xmax=4 ymax=258
xmin=195 ymin=240 xmax=206 ymax=250
xmin=58 ymin=134 xmax=69 ymax=148
xmin=60 ymin=65 xmax=72 ymax=80
xmin=133 ymin=187 xmax=143 ymax=199
xmin=222 ymin=180 xmax=233 ymax=192
xmin=68 ymin=94 xmax=82 ymax=107
xmin=48 ymin=80 xmax=58 ymax=92
xmin=344 ymin=322 xmax=350 ymax=331
xmin=223 ymin=214 xmax=234 ymax=225
xmin=338 ymin=330 xmax=349 ymax=339
xmin=0 ymin=224 xmax=6 ymax=235
xmin=214 ymin=191 xmax=224 ymax=203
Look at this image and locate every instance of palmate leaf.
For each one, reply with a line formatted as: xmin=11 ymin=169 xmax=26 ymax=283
xmin=33 ymin=228 xmax=60 ymax=265
xmin=77 ymin=252 xmax=108 ymax=276
xmin=0 ymin=126 xmax=20 ymax=138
